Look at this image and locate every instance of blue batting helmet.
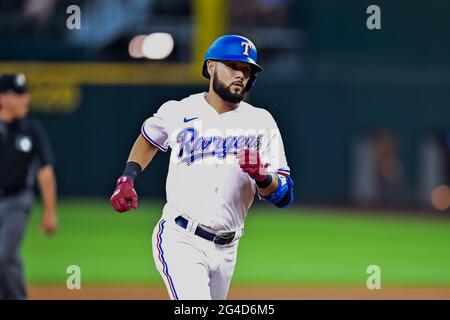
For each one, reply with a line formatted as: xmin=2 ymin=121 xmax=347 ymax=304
xmin=202 ymin=35 xmax=262 ymax=91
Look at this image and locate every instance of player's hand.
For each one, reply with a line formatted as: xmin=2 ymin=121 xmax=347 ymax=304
xmin=236 ymin=148 xmax=268 ymax=181
xmin=41 ymin=210 xmax=58 ymax=236
xmin=110 ymin=176 xmax=139 ymax=213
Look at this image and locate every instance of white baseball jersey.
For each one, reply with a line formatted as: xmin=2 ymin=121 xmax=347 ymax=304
xmin=142 ymin=92 xmax=290 ymax=232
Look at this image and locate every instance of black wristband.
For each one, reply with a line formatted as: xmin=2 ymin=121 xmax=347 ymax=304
xmin=256 ymin=174 xmax=273 ymax=189
xmin=123 ymin=161 xmax=142 ymax=181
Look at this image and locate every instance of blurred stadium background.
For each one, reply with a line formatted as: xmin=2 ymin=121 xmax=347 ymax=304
xmin=1 ymin=0 xmax=450 ymax=299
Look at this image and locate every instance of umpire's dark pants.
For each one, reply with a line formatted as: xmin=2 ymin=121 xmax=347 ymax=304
xmin=0 ymin=190 xmax=33 ymax=300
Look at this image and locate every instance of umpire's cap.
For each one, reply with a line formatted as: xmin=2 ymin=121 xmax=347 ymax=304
xmin=202 ymin=35 xmax=262 ymax=91
xmin=0 ymin=73 xmax=28 ymax=94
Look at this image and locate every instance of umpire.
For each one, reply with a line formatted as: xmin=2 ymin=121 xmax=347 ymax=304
xmin=0 ymin=73 xmax=58 ymax=299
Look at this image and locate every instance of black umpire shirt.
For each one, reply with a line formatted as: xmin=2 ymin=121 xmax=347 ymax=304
xmin=0 ymin=117 xmax=54 ymax=197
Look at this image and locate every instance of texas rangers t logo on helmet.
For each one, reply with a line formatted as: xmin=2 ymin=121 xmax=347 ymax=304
xmin=241 ymin=41 xmax=252 ymax=56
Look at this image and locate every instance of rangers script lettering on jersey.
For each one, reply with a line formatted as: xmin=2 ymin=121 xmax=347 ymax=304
xmin=141 ymin=92 xmax=290 ymax=232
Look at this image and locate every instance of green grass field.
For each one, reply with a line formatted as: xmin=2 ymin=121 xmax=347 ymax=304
xmin=23 ymin=199 xmax=450 ymax=286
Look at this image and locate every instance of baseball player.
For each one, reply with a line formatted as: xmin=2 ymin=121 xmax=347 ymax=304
xmin=110 ymin=35 xmax=294 ymax=300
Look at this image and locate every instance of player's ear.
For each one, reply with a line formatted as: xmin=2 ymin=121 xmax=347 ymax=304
xmin=207 ymin=60 xmax=215 ymax=78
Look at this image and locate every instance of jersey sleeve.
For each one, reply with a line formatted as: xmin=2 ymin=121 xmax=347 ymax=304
xmin=31 ymin=120 xmax=55 ymax=168
xmin=259 ymin=111 xmax=290 ymax=177
xmin=140 ymin=101 xmax=174 ymax=152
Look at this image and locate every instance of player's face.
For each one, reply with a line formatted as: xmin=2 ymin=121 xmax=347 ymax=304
xmin=212 ymin=61 xmax=252 ymax=104
xmin=0 ymin=92 xmax=30 ymax=119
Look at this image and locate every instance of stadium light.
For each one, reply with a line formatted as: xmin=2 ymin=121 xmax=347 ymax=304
xmin=141 ymin=33 xmax=174 ymax=60
xmin=128 ymin=34 xmax=146 ymax=58
xmin=431 ymin=185 xmax=450 ymax=211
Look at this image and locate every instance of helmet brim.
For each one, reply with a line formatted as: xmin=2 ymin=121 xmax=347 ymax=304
xmin=202 ymin=58 xmax=262 ymax=79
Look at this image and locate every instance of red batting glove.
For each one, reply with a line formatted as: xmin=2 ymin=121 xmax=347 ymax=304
xmin=110 ymin=176 xmax=138 ymax=213
xmin=237 ymin=148 xmax=269 ymax=182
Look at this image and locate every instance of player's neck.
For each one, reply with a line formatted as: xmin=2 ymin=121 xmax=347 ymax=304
xmin=204 ymin=90 xmax=239 ymax=115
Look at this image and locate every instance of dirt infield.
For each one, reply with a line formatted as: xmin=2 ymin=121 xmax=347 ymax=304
xmin=28 ymin=286 xmax=450 ymax=300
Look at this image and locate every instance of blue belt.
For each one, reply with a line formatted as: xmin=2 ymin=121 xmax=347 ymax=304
xmin=175 ymin=216 xmax=235 ymax=245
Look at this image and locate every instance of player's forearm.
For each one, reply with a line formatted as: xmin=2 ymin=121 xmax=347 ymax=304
xmin=127 ymin=133 xmax=158 ymax=171
xmin=111 ymin=134 xmax=154 ymax=213
xmin=37 ymin=165 xmax=57 ymax=216
xmin=257 ymin=173 xmax=278 ymax=197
